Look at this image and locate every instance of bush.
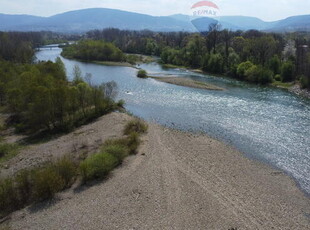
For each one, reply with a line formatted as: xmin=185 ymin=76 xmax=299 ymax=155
xmin=300 ymin=75 xmax=310 ymax=89
xmin=80 ymin=152 xmax=119 ymax=182
xmin=103 ymin=144 xmax=128 ymax=161
xmin=268 ymin=55 xmax=281 ymax=75
xmin=124 ymin=119 xmax=148 ymax=135
xmin=0 ymin=178 xmax=19 ymax=216
xmin=126 ymin=132 xmax=141 ymax=155
xmin=53 ymin=156 xmax=77 ymax=188
xmin=0 ymin=143 xmax=19 ymax=161
xmin=137 ymin=69 xmax=148 ymax=78
xmin=281 ymin=61 xmax=295 ymax=82
xmin=206 ymin=53 xmax=224 ymax=73
xmin=274 ymin=74 xmax=282 ymax=81
xmin=237 ymin=61 xmax=254 ymax=80
xmin=245 ymin=65 xmax=273 ymax=84
xmin=14 ymin=170 xmax=32 ymax=205
xmin=32 ymin=166 xmax=65 ymax=201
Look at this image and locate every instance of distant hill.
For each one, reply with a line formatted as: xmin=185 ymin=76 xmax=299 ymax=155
xmin=0 ymin=8 xmax=309 ymax=33
xmin=269 ymin=15 xmax=310 ymax=32
xmin=0 ymin=8 xmax=195 ymax=32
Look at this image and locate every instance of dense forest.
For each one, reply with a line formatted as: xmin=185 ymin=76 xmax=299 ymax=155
xmin=0 ymin=32 xmax=121 ymax=134
xmin=61 ymin=40 xmax=125 ymax=62
xmin=85 ymin=28 xmax=310 ymax=88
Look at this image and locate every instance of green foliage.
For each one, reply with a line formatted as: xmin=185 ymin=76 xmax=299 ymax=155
xmin=126 ymin=131 xmax=141 ymax=155
xmin=53 ymin=156 xmax=77 ymax=187
xmin=80 ymin=152 xmax=119 ymax=182
xmin=203 ymin=53 xmax=224 ymax=73
xmin=0 ymin=142 xmax=19 ymax=161
xmin=268 ymin=55 xmax=281 ymax=75
xmin=237 ymin=61 xmax=254 ymax=80
xmin=123 ymin=119 xmax=148 ymax=135
xmin=14 ymin=170 xmax=32 ymax=205
xmin=274 ymin=74 xmax=282 ymax=81
xmin=32 ymin=166 xmax=65 ymax=201
xmin=0 ymin=60 xmax=119 ymax=133
xmin=0 ymin=178 xmax=19 ymax=215
xmin=0 ymin=118 xmax=148 ymax=216
xmin=245 ymin=65 xmax=273 ymax=84
xmin=0 ymin=155 xmax=78 ymax=216
xmin=137 ymin=69 xmax=148 ymax=78
xmin=281 ymin=61 xmax=295 ymax=82
xmin=102 ymin=144 xmax=128 ymax=162
xmin=0 ymin=32 xmax=43 ymax=63
xmin=61 ymin=40 xmax=125 ymax=62
xmin=300 ymin=75 xmax=310 ymax=89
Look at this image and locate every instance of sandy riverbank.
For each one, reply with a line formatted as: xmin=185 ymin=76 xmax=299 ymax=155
xmin=1 ymin=113 xmax=309 ymax=229
xmin=151 ymin=76 xmax=224 ymax=91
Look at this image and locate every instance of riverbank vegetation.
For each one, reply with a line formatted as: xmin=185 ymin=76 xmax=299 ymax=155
xmin=85 ymin=28 xmax=310 ymax=89
xmin=61 ymin=40 xmax=125 ymax=62
xmin=0 ymin=32 xmax=123 ymax=135
xmin=137 ymin=69 xmax=148 ymax=78
xmin=61 ymin=40 xmax=149 ymax=65
xmin=0 ymin=118 xmax=147 ymax=218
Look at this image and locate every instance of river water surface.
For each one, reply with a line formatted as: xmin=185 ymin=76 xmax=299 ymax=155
xmin=36 ymin=47 xmax=310 ymax=195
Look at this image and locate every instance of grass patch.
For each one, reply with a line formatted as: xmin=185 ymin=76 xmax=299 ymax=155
xmin=102 ymin=144 xmax=129 ymax=161
xmin=0 ymin=143 xmax=20 ymax=163
xmin=32 ymin=166 xmax=65 ymax=201
xmin=80 ymin=152 xmax=119 ymax=182
xmin=271 ymin=81 xmax=294 ymax=89
xmin=0 ymin=119 xmax=148 ymax=217
xmin=123 ymin=119 xmax=148 ymax=135
xmin=80 ymin=119 xmax=147 ymax=183
xmin=0 ymin=156 xmax=78 ymax=217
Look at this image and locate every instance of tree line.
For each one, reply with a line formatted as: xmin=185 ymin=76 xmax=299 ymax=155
xmin=0 ymin=32 xmax=122 ymax=134
xmin=61 ymin=40 xmax=125 ymax=62
xmin=85 ymin=28 xmax=310 ymax=88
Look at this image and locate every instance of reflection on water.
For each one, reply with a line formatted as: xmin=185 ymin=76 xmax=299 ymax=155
xmin=36 ymin=47 xmax=310 ymax=195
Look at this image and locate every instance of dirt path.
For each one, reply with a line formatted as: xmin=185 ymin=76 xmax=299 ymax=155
xmin=8 ymin=123 xmax=310 ymax=229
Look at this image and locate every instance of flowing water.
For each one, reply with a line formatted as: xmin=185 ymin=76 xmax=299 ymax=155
xmin=36 ymin=47 xmax=310 ymax=195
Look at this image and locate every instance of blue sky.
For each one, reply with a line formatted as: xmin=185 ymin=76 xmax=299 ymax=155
xmin=1 ymin=0 xmax=310 ymax=21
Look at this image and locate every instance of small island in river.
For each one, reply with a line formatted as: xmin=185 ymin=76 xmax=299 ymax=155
xmin=151 ymin=76 xmax=225 ymax=91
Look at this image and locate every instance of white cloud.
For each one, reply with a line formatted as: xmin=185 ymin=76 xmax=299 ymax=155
xmin=0 ymin=0 xmax=309 ymax=21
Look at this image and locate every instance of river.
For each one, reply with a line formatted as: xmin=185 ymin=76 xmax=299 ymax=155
xmin=36 ymin=47 xmax=310 ymax=196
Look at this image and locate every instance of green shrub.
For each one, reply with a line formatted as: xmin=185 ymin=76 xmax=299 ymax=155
xmin=32 ymin=167 xmax=65 ymax=201
xmin=53 ymin=156 xmax=77 ymax=188
xmin=15 ymin=170 xmax=32 ymax=205
xmin=281 ymin=61 xmax=295 ymax=82
xmin=206 ymin=53 xmax=224 ymax=73
xmin=127 ymin=132 xmax=141 ymax=155
xmin=268 ymin=55 xmax=281 ymax=75
xmin=103 ymin=144 xmax=128 ymax=161
xmin=124 ymin=119 xmax=148 ymax=135
xmin=300 ymin=75 xmax=310 ymax=89
xmin=274 ymin=74 xmax=282 ymax=81
xmin=237 ymin=61 xmax=254 ymax=80
xmin=0 ymin=143 xmax=19 ymax=161
xmin=137 ymin=69 xmax=148 ymax=78
xmin=0 ymin=178 xmax=19 ymax=216
xmin=245 ymin=65 xmax=273 ymax=84
xmin=80 ymin=152 xmax=119 ymax=182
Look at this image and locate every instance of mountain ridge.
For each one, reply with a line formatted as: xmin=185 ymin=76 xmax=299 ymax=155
xmin=0 ymin=8 xmax=309 ymax=33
